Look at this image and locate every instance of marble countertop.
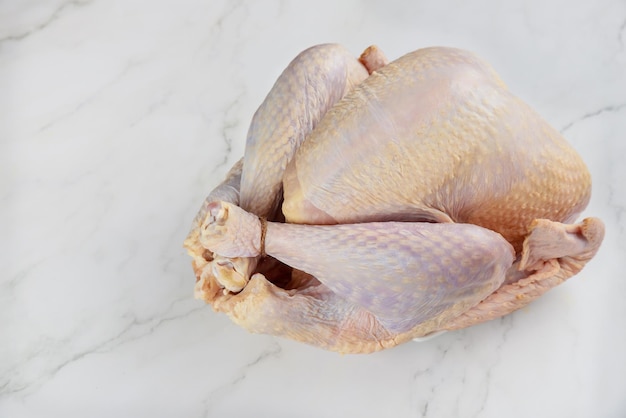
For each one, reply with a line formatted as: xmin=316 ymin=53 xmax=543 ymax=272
xmin=2 ymin=0 xmax=625 ymax=417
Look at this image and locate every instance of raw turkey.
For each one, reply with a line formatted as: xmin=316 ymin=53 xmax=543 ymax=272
xmin=184 ymin=44 xmax=604 ymax=354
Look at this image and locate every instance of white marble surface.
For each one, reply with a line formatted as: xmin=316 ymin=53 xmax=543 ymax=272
xmin=2 ymin=0 xmax=625 ymax=416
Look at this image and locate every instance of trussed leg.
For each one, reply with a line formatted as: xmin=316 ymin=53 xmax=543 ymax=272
xmin=202 ymin=201 xmax=515 ymax=334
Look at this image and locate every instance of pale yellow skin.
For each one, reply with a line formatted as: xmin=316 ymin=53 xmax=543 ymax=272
xmin=185 ymin=44 xmax=605 ymax=354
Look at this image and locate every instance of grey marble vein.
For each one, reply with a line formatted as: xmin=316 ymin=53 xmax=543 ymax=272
xmin=561 ymin=103 xmax=626 ymax=133
xmin=0 ymin=0 xmax=93 ymax=44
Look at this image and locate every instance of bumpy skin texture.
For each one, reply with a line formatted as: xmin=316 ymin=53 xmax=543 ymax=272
xmin=185 ymin=44 xmax=605 ymax=354
xmin=283 ymin=48 xmax=590 ymax=251
xmin=240 ymin=44 xmax=372 ymax=217
xmin=205 ymin=44 xmax=376 ymax=292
